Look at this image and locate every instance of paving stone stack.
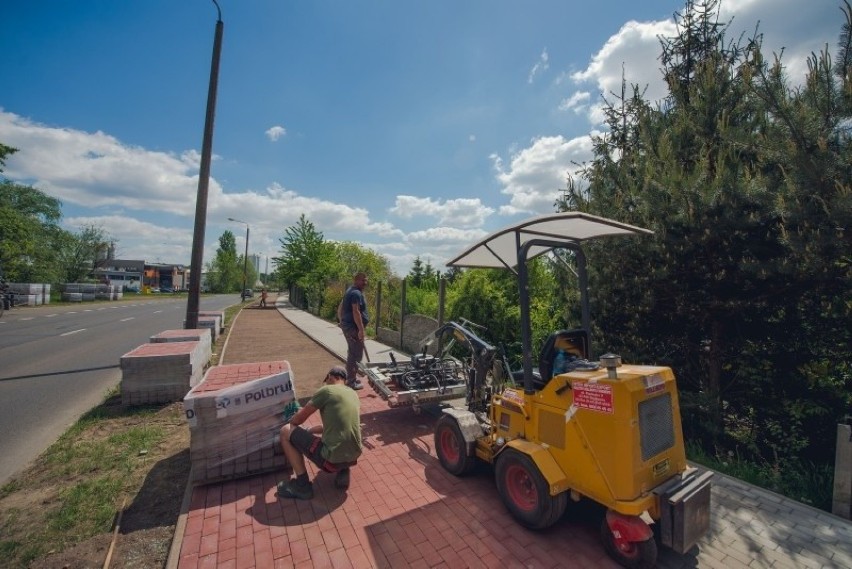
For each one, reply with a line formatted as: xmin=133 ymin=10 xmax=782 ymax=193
xmin=184 ymin=361 xmax=298 ymax=485
xmin=149 ymin=328 xmax=213 ymax=364
xmin=198 ymin=310 xmax=225 ymax=333
xmin=7 ymin=283 xmax=51 ymax=306
xmin=120 ymin=341 xmax=209 ymax=406
xmin=184 ymin=316 xmax=220 ymax=343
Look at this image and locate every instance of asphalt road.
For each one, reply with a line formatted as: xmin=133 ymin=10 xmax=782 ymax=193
xmin=0 ymin=294 xmax=239 ymax=485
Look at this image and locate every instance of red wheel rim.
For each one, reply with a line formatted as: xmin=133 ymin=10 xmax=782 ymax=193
xmin=439 ymin=428 xmax=460 ymax=464
xmin=505 ymin=463 xmax=537 ymax=511
xmin=616 ymin=539 xmax=641 ymax=559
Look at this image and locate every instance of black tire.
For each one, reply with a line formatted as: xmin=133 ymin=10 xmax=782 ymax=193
xmin=600 ymin=517 xmax=658 ymax=569
xmin=434 ymin=415 xmax=477 ymax=476
xmin=495 ymin=449 xmax=567 ymax=530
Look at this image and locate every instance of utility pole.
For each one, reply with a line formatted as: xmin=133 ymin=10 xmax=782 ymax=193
xmin=186 ymin=1 xmax=223 ymax=329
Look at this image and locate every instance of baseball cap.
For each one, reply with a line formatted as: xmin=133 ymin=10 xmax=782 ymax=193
xmin=328 ymin=366 xmax=347 ymax=379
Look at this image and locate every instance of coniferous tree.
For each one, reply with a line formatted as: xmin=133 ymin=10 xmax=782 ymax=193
xmin=562 ymin=0 xmax=850 ymax=466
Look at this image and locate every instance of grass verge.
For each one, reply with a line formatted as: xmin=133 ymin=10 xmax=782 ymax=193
xmin=0 ymin=394 xmax=179 ymax=567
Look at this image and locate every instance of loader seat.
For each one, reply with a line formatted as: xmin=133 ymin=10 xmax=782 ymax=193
xmin=538 ymin=329 xmax=590 ymax=386
xmin=511 ymin=369 xmax=544 ymax=390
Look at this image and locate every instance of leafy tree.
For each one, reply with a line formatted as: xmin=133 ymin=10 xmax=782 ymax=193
xmin=445 ymin=257 xmax=562 ymax=367
xmin=330 ymin=240 xmax=391 ymax=284
xmin=319 ymin=240 xmax=392 ymax=321
xmin=55 ymin=224 xmax=113 ymax=283
xmin=205 ymin=231 xmax=242 ymax=293
xmin=273 ymin=215 xmax=336 ymax=311
xmin=0 ymin=180 xmax=64 ymax=282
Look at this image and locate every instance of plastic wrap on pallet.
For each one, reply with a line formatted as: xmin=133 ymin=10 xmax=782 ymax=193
xmin=7 ymin=283 xmax=49 ymax=305
xmin=183 ymin=361 xmax=298 ymax=485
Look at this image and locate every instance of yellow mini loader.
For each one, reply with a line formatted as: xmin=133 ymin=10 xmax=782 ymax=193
xmin=434 ymin=212 xmax=712 ymax=569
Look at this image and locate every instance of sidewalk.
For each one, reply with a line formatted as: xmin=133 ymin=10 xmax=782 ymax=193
xmin=168 ymin=295 xmax=852 ymax=569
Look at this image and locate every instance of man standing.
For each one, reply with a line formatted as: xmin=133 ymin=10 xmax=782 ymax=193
xmin=277 ymin=366 xmax=362 ymax=499
xmin=338 ymin=272 xmax=369 ymax=390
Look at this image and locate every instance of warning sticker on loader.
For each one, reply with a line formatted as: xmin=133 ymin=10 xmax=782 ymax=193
xmin=573 ymin=382 xmax=613 ymax=414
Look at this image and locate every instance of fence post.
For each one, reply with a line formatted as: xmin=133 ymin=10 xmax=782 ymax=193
xmin=374 ymin=280 xmax=382 ymax=336
xmin=438 ymin=278 xmax=446 ymax=326
xmin=399 ymin=278 xmax=407 ymax=350
xmin=833 ymin=421 xmax=852 ymax=519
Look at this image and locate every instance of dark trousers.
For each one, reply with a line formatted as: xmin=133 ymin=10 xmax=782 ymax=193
xmin=343 ymin=328 xmax=364 ymax=382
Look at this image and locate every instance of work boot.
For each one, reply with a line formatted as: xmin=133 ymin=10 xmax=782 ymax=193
xmin=346 ymin=379 xmax=364 ymax=391
xmin=276 ymin=477 xmax=314 ymax=500
xmin=334 ymin=468 xmax=351 ymax=489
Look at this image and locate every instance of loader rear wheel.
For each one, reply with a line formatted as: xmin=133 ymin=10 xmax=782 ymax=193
xmin=434 ymin=415 xmax=476 ymax=476
xmin=600 ymin=518 xmax=657 ymax=569
xmin=495 ymin=449 xmax=566 ymax=530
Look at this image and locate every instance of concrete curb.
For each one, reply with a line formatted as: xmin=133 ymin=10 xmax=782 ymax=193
xmin=164 ymin=465 xmax=195 ymax=569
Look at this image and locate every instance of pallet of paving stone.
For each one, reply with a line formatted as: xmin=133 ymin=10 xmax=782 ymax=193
xmin=184 ymin=361 xmax=297 ymax=485
xmin=198 ymin=311 xmax=225 ymax=333
xmin=184 ymin=317 xmax=219 ymax=343
xmin=149 ymin=329 xmax=213 ymax=364
xmin=120 ymin=340 xmax=210 ymax=406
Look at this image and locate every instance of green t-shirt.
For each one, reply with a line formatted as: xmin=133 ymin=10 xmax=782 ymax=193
xmin=310 ymin=383 xmax=362 ymax=464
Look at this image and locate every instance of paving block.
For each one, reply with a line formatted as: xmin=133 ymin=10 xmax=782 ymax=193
xmin=120 ymin=341 xmax=209 ymax=405
xmin=150 ymin=329 xmax=213 ymax=365
xmin=184 ymin=361 xmax=297 ymax=485
xmin=198 ymin=311 xmax=226 ymax=332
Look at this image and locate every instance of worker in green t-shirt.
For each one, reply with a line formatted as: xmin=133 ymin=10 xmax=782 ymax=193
xmin=277 ymin=366 xmax=362 ymax=500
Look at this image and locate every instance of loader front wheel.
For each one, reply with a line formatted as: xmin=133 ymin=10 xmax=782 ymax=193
xmin=600 ymin=518 xmax=657 ymax=569
xmin=435 ymin=415 xmax=476 ymax=476
xmin=495 ymin=449 xmax=566 ymax=530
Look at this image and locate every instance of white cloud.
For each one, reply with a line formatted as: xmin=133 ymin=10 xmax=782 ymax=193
xmin=528 ymin=48 xmax=550 ymax=84
xmin=0 ymin=110 xmax=410 ymax=270
xmin=570 ymin=19 xmax=675 ymax=122
xmin=491 ymin=135 xmax=592 ymax=216
xmin=265 ymin=125 xmax=287 ymax=141
xmin=389 ymin=196 xmax=494 ymax=228
xmin=0 ymin=111 xmax=208 ymax=215
xmin=558 ymin=91 xmax=591 ymax=114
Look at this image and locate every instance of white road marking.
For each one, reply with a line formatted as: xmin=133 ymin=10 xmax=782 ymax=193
xmin=120 ymin=317 xmax=134 ymax=322
xmin=60 ymin=329 xmax=86 ymax=336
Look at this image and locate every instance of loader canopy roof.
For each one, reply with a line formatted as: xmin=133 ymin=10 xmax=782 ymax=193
xmin=445 ymin=212 xmax=652 ymax=270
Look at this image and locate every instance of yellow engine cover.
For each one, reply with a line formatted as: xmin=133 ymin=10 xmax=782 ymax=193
xmin=492 ymin=365 xmax=687 ymax=516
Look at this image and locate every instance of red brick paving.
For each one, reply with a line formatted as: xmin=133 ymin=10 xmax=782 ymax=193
xmin=175 ymin=375 xmax=621 ymax=567
xmin=172 ymin=301 xmax=623 ymax=568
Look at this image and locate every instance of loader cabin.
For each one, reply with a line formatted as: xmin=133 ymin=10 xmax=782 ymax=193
xmin=444 ymin=212 xmax=653 ymax=393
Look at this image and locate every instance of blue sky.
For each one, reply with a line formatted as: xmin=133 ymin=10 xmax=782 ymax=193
xmin=0 ymin=1 xmax=840 ymax=277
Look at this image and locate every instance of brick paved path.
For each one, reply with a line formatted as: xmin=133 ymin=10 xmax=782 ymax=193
xmin=169 ymin=299 xmax=852 ymax=569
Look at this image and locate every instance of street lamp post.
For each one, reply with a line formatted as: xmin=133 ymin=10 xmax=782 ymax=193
xmin=228 ymin=217 xmax=249 ymax=300
xmin=185 ymin=0 xmax=224 ymax=329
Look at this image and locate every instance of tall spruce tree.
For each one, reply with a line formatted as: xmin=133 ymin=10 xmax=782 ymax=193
xmin=562 ymin=0 xmax=850 ymax=464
